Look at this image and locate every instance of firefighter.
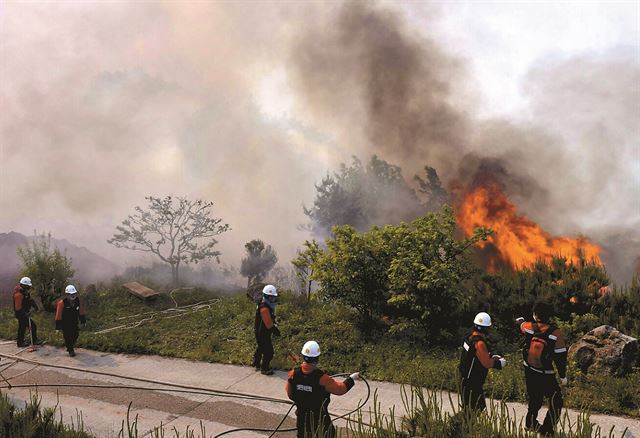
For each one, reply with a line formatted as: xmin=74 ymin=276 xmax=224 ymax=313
xmin=13 ymin=277 xmax=40 ymax=347
xmin=252 ymin=284 xmax=280 ymax=375
xmin=286 ymin=341 xmax=359 ymax=438
xmin=55 ymin=285 xmax=86 ymax=357
xmin=458 ymin=312 xmax=506 ymax=411
xmin=516 ymin=302 xmax=567 ymax=436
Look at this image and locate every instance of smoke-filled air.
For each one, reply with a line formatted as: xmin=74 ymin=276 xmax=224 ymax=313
xmin=1 ymin=1 xmax=638 ymax=283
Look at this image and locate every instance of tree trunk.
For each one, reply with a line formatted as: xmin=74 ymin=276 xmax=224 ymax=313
xmin=171 ymin=263 xmax=179 ymax=287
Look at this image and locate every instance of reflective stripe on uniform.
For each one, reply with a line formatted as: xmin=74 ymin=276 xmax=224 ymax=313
xmin=463 ymin=342 xmax=470 ymax=351
xmin=554 ymin=347 xmax=567 ymax=353
xmin=548 ymin=334 xmax=558 ymax=340
xmin=524 ymin=329 xmax=534 ymax=334
xmin=523 ymin=361 xmax=555 ymax=374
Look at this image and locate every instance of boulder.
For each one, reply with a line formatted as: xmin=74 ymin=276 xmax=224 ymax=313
xmin=568 ymin=325 xmax=638 ymax=376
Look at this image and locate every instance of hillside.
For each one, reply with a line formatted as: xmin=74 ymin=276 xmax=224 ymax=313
xmin=0 ymin=231 xmax=119 ymax=298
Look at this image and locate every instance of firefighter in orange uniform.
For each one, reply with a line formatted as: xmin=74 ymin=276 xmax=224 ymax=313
xmin=55 ymin=285 xmax=86 ymax=357
xmin=516 ymin=302 xmax=567 ymax=436
xmin=286 ymin=341 xmax=359 ymax=438
xmin=252 ymin=284 xmax=280 ymax=375
xmin=458 ymin=312 xmax=506 ymax=411
xmin=13 ymin=277 xmax=40 ymax=347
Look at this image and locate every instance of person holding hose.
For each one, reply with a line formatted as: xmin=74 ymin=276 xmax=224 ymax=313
xmin=458 ymin=312 xmax=506 ymax=411
xmin=55 ymin=285 xmax=86 ymax=357
xmin=286 ymin=341 xmax=359 ymax=438
xmin=516 ymin=301 xmax=567 ymax=436
xmin=13 ymin=277 xmax=40 ymax=347
xmin=252 ymin=284 xmax=280 ymax=375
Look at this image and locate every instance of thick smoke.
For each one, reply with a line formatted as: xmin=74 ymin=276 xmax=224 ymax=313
xmin=289 ymin=2 xmax=639 ymax=282
xmin=1 ymin=2 xmax=637 ymax=284
xmin=290 ymin=2 xmax=470 ymax=177
xmin=0 ymin=2 xmax=323 ymax=277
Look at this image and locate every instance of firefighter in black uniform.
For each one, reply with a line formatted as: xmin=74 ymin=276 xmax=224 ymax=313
xmin=459 ymin=312 xmax=506 ymax=411
xmin=516 ymin=301 xmax=568 ymax=436
xmin=252 ymin=284 xmax=280 ymax=375
xmin=286 ymin=341 xmax=359 ymax=438
xmin=55 ymin=285 xmax=86 ymax=357
xmin=13 ymin=277 xmax=40 ymax=347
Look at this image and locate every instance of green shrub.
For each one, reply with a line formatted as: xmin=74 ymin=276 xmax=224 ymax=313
xmin=0 ymin=392 xmax=92 ymax=437
xmin=594 ymin=276 xmax=640 ymax=339
xmin=556 ymin=313 xmax=601 ymax=344
xmin=17 ymin=232 xmax=75 ymax=312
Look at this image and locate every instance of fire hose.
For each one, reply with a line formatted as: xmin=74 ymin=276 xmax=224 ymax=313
xmin=93 ymin=298 xmax=220 ymax=334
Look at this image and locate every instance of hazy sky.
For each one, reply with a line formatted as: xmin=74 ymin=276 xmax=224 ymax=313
xmin=1 ymin=1 xmax=638 ymax=278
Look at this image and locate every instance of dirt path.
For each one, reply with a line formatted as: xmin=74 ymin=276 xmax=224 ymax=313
xmin=0 ymin=343 xmax=636 ymax=437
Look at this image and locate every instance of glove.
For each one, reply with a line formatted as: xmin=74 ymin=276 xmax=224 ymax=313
xmin=560 ymin=377 xmax=568 ymax=386
xmin=272 ymin=325 xmax=281 ymax=337
xmin=493 ymin=355 xmax=507 ymax=369
xmin=349 ymin=372 xmax=360 ymax=381
xmin=515 ymin=317 xmax=525 ymax=325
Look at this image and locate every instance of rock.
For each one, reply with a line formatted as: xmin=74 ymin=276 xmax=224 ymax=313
xmin=568 ymin=325 xmax=638 ymax=376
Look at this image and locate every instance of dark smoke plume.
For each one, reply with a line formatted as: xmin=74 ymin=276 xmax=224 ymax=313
xmin=290 ymin=2 xmax=470 ymax=177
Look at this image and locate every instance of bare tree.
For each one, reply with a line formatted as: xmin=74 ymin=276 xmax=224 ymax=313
xmin=108 ymin=196 xmax=230 ymax=286
xmin=240 ymin=239 xmax=278 ymax=287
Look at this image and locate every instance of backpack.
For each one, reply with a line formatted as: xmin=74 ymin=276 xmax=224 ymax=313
xmin=523 ymin=323 xmax=556 ymax=369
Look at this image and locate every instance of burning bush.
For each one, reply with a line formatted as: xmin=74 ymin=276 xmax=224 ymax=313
xmin=457 ymin=181 xmax=602 ymax=271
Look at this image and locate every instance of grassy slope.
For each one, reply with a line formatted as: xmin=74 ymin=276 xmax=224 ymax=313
xmin=0 ymin=287 xmax=637 ymax=418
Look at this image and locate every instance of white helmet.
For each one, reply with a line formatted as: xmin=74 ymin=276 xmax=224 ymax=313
xmin=474 ymin=312 xmax=492 ymax=327
xmin=65 ymin=285 xmax=78 ymax=295
xmin=301 ymin=340 xmax=321 ymax=358
xmin=262 ymin=284 xmax=277 ymax=296
xmin=19 ymin=277 xmax=32 ymax=287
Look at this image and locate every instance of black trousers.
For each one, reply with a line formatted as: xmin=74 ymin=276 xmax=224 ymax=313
xmin=461 ymin=379 xmax=486 ymax=411
xmin=525 ymin=367 xmax=563 ymax=434
xmin=16 ymin=314 xmax=37 ymax=346
xmin=296 ymin=409 xmax=335 ymax=438
xmin=63 ymin=327 xmax=79 ymax=352
xmin=252 ymin=331 xmax=273 ymax=371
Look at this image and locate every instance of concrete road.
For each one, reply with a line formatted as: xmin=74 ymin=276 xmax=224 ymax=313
xmin=0 ymin=342 xmax=636 ymax=437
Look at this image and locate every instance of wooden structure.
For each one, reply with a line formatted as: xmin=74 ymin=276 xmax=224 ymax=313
xmin=122 ymin=282 xmax=160 ymax=301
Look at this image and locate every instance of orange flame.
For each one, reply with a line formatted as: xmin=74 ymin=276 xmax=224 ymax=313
xmin=457 ymin=182 xmax=602 ymax=271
